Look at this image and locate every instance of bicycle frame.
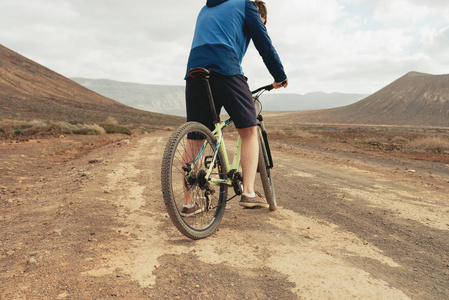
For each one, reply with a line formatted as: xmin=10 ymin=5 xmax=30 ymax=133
xmin=190 ymin=117 xmax=241 ymax=188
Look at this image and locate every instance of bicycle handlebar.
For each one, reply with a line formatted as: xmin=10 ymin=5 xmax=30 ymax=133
xmin=251 ymin=84 xmax=274 ymax=95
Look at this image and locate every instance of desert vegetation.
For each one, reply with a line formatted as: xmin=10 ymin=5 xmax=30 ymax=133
xmin=0 ymin=117 xmax=155 ymax=138
xmin=268 ymin=124 xmax=449 ymax=162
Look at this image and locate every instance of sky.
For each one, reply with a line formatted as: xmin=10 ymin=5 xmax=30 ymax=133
xmin=1 ymin=0 xmax=449 ymax=95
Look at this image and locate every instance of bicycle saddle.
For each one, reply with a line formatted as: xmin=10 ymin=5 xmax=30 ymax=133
xmin=188 ymin=67 xmax=210 ymax=78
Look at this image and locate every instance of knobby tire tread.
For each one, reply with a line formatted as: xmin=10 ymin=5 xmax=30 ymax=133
xmin=258 ymin=128 xmax=277 ymax=211
xmin=161 ymin=122 xmax=228 ymax=239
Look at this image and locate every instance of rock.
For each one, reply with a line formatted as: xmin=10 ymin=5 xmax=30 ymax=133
xmin=28 ymin=257 xmax=37 ymax=264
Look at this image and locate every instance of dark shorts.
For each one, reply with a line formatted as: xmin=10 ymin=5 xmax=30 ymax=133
xmin=185 ymin=73 xmax=256 ymax=131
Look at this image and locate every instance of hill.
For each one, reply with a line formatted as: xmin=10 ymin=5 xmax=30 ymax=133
xmin=0 ymin=45 xmax=182 ymax=126
xmin=268 ymin=72 xmax=449 ymax=127
xmin=72 ymin=78 xmax=367 ymax=116
xmin=71 ymin=78 xmax=186 ymax=116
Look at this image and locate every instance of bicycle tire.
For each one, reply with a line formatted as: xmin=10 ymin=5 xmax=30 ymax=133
xmin=161 ymin=122 xmax=228 ymax=239
xmin=257 ymin=127 xmax=277 ymax=211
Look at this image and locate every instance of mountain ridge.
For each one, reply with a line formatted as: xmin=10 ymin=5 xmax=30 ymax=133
xmin=72 ymin=78 xmax=368 ymax=116
xmin=0 ymin=44 xmax=182 ymax=126
xmin=71 ymin=78 xmax=186 ymax=116
xmin=267 ymin=71 xmax=449 ymax=127
xmin=2 ymin=44 xmax=448 ymax=128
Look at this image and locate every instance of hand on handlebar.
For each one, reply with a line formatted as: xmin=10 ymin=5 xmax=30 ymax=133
xmin=273 ymin=78 xmax=288 ymax=89
xmin=251 ymin=79 xmax=288 ymax=94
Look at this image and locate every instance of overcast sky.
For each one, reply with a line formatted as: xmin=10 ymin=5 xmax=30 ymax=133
xmin=1 ymin=0 xmax=449 ymax=95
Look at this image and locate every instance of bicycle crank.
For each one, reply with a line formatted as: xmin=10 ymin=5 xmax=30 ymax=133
xmin=232 ymin=171 xmax=243 ymax=195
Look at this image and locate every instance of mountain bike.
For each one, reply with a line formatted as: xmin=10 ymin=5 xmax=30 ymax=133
xmin=161 ymin=68 xmax=277 ymax=239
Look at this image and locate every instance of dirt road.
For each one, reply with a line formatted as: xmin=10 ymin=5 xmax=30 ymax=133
xmin=1 ymin=131 xmax=449 ymax=299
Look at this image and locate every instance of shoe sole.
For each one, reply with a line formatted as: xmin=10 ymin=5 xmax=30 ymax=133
xmin=180 ymin=207 xmax=205 ymax=217
xmin=239 ymin=202 xmax=269 ymax=209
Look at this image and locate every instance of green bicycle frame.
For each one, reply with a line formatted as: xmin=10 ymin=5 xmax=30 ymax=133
xmin=189 ymin=117 xmax=241 ymax=188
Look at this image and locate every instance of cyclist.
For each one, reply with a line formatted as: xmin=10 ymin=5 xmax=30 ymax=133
xmin=182 ymin=0 xmax=288 ymax=215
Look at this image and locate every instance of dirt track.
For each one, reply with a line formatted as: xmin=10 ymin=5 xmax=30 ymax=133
xmin=1 ymin=131 xmax=449 ymax=299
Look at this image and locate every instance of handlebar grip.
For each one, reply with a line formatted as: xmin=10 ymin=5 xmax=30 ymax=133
xmin=251 ymin=84 xmax=274 ymax=94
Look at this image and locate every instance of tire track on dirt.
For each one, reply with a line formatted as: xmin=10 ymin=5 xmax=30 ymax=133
xmin=80 ymin=132 xmax=415 ymax=299
xmin=273 ymin=148 xmax=449 ymax=299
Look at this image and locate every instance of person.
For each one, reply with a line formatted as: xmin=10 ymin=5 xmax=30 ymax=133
xmin=182 ymin=0 xmax=288 ymax=216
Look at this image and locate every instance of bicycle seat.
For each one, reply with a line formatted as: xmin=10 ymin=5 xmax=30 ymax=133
xmin=188 ymin=67 xmax=210 ymax=78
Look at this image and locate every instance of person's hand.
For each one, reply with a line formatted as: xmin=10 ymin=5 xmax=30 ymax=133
xmin=273 ymin=78 xmax=288 ymax=89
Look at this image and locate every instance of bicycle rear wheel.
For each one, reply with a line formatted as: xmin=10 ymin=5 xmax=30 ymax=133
xmin=161 ymin=122 xmax=228 ymax=239
xmin=257 ymin=127 xmax=277 ymax=211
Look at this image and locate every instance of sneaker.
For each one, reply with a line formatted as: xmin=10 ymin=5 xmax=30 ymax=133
xmin=180 ymin=203 xmax=205 ymax=217
xmin=239 ymin=192 xmax=269 ymax=209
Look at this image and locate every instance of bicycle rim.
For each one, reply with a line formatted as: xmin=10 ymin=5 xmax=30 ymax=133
xmin=161 ymin=122 xmax=228 ymax=239
xmin=258 ymin=129 xmax=277 ymax=211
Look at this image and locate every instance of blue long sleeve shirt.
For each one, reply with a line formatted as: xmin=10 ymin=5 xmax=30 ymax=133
xmin=185 ymin=0 xmax=287 ymax=83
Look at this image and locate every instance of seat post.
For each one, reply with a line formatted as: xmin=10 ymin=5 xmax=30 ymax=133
xmin=202 ymin=75 xmax=220 ymax=124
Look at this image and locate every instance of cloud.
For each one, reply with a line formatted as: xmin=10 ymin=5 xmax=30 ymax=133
xmin=421 ymin=26 xmax=449 ymax=65
xmin=0 ymin=0 xmax=203 ymax=85
xmin=249 ymin=0 xmax=449 ymax=93
xmin=1 ymin=0 xmax=448 ymax=95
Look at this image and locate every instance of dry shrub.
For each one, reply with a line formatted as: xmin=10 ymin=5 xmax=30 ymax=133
xmin=391 ymin=136 xmax=410 ymax=144
xmin=72 ymin=124 xmax=105 ymax=135
xmin=86 ymin=124 xmax=106 ymax=135
xmin=99 ymin=123 xmax=132 ymax=135
xmin=407 ymin=137 xmax=449 ymax=154
xmin=0 ymin=119 xmax=48 ymax=135
xmin=105 ymin=116 xmax=119 ymax=125
xmin=269 ymin=128 xmax=287 ymax=136
xmin=0 ymin=119 xmax=108 ymax=136
xmin=57 ymin=122 xmax=105 ymax=135
xmin=292 ymin=129 xmax=319 ymax=139
xmin=27 ymin=119 xmax=49 ymax=127
xmin=269 ymin=128 xmax=319 ymax=139
xmin=57 ymin=122 xmax=79 ymax=134
xmin=0 ymin=119 xmax=23 ymax=133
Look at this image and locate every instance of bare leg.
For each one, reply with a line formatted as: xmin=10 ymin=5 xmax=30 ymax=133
xmin=182 ymin=139 xmax=204 ymax=206
xmin=237 ymin=126 xmax=258 ymax=194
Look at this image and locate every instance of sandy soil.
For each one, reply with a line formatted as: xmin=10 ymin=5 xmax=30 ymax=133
xmin=1 ymin=131 xmax=449 ymax=299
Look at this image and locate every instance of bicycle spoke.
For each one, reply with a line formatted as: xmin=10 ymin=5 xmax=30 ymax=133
xmin=161 ymin=122 xmax=228 ymax=239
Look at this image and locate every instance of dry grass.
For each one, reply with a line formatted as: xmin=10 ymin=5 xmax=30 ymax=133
xmin=105 ymin=116 xmax=119 ymax=125
xmin=269 ymin=127 xmax=321 ymax=139
xmin=0 ymin=117 xmax=164 ymax=140
xmin=407 ymin=137 xmax=449 ymax=154
xmin=0 ymin=119 xmax=131 ymax=136
xmin=267 ymin=124 xmax=449 ymax=162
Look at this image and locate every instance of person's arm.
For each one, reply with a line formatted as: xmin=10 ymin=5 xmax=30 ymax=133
xmin=244 ymin=0 xmax=287 ymax=87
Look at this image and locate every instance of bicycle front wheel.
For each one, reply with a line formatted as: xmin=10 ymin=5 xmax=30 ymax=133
xmin=161 ymin=122 xmax=228 ymax=239
xmin=257 ymin=127 xmax=277 ymax=211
